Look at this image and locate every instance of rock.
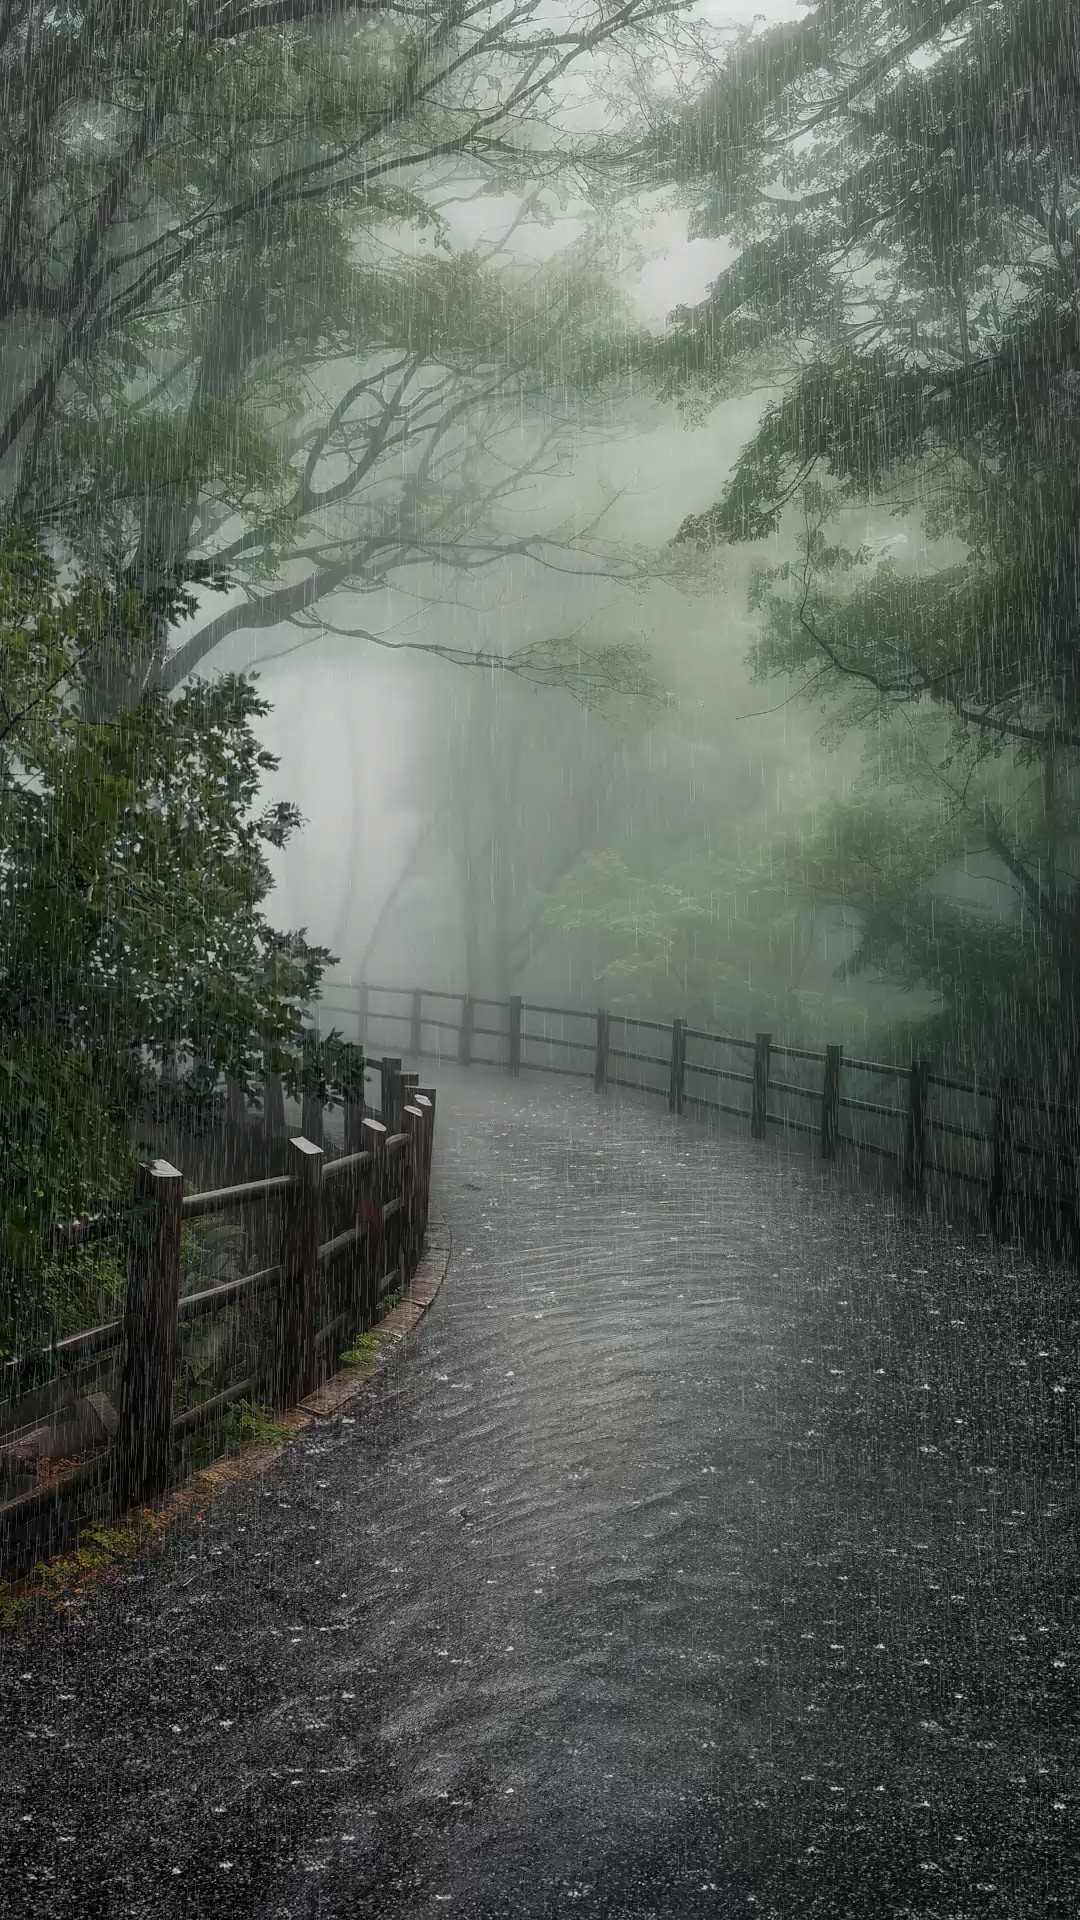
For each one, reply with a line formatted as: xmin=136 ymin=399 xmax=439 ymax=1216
xmin=0 ymin=1391 xmax=118 ymax=1466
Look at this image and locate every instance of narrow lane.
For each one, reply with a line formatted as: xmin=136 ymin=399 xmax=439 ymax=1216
xmin=1 ymin=1068 xmax=1075 ymax=1918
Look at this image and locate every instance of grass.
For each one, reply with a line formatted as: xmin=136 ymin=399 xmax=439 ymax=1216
xmin=1 ymin=1401 xmax=291 ymax=1629
xmin=339 ymin=1330 xmax=391 ymax=1368
xmin=2 ymin=1275 xmax=423 ymax=1629
xmin=221 ymin=1398 xmax=290 ymax=1448
xmin=0 ymin=1512 xmax=166 ymax=1627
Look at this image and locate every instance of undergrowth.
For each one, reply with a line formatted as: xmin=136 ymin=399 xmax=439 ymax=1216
xmin=2 ymin=1294 xmax=413 ymax=1627
xmin=340 ymin=1327 xmax=395 ymax=1367
xmin=221 ymin=1398 xmax=289 ymax=1447
xmin=0 ymin=1512 xmax=165 ymax=1627
xmin=4 ymin=1218 xmax=251 ymax=1362
xmin=0 ymin=1402 xmax=290 ymax=1628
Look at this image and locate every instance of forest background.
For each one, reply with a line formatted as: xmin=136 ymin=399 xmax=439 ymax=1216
xmin=2 ymin=0 xmax=1075 ymax=1341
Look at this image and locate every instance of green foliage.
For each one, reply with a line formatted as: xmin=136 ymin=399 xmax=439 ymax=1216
xmin=296 ymin=1030 xmax=366 ymax=1109
xmin=758 ymin=704 xmax=1069 ymax=1071
xmin=539 ymin=839 xmax=820 ymax=1035
xmin=662 ymin=0 xmax=1080 ymax=1077
xmin=663 ymin=1 xmax=1079 ymax=394
xmin=0 ymin=529 xmax=331 ymax=1351
xmin=340 ymin=1331 xmax=389 ymax=1368
xmin=49 ymin=398 xmax=289 ymax=532
xmin=3 ymin=0 xmax=668 ymax=707
xmin=221 ymin=1399 xmax=288 ymax=1448
xmin=24 ymin=1240 xmax=129 ymax=1350
xmin=542 ymin=849 xmax=708 ymax=993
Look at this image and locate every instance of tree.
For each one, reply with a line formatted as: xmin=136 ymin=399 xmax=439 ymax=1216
xmin=0 ymin=528 xmax=332 ymax=1347
xmin=756 ymin=703 xmax=1049 ymax=1065
xmin=657 ymin=0 xmax=1080 ymax=1075
xmin=1 ymin=0 xmax=693 ymax=708
xmin=539 ymin=832 xmax=820 ymax=1032
xmin=540 ymin=848 xmax=708 ymax=1002
xmin=441 ymin=683 xmax=632 ymax=1003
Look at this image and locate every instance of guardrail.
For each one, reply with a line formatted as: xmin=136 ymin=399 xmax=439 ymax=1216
xmin=321 ymin=982 xmax=1077 ymax=1223
xmin=0 ymin=1065 xmax=435 ymax=1551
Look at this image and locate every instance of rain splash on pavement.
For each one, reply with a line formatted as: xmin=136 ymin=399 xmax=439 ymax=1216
xmin=0 ymin=1066 xmax=1075 ymax=1918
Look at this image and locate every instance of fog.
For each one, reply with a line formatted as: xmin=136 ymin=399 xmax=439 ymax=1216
xmin=242 ymin=233 xmax=930 ymax=1047
xmin=2 ymin=10 xmax=1076 ymax=1910
xmin=4 ymin=0 xmax=1074 ymax=1124
xmin=209 ymin=38 xmax=900 ymax=1047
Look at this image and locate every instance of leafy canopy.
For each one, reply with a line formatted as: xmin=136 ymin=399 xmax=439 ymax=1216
xmin=657 ymin=0 xmax=1080 ymax=1070
xmin=0 ymin=527 xmax=332 ymax=1344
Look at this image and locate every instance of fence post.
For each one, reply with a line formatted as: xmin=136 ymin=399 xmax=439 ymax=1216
xmin=399 ymin=1072 xmax=420 ymax=1141
xmin=509 ymin=996 xmax=523 ymax=1077
xmin=390 ymin=1059 xmax=406 ymax=1132
xmin=360 ymin=1117 xmax=387 ymax=1327
xmin=990 ymin=1076 xmax=1016 ymax=1235
xmin=344 ymin=1047 xmax=366 ymax=1153
xmin=381 ymin=1055 xmax=402 ymax=1131
xmin=458 ymin=995 xmax=475 ymax=1067
xmin=385 ymin=1129 xmax=408 ymax=1298
xmin=404 ymin=1104 xmax=425 ymax=1274
xmin=264 ymin=1070 xmax=286 ymax=1142
xmin=415 ymin=1088 xmax=436 ymax=1235
xmin=226 ymin=1077 xmax=246 ymax=1128
xmin=273 ymin=1136 xmax=323 ymax=1408
xmin=301 ymin=1089 xmax=325 ymax=1149
xmin=410 ymin=989 xmax=423 ymax=1059
xmin=115 ymin=1159 xmax=184 ymax=1508
xmin=903 ymin=1058 xmax=928 ymax=1194
xmin=668 ymin=1017 xmax=686 ymax=1115
xmin=821 ymin=1044 xmax=842 ymax=1160
xmin=751 ymin=1032 xmax=772 ymax=1141
xmin=594 ymin=1009 xmax=609 ymax=1093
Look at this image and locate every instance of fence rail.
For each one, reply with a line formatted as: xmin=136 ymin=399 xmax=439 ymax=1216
xmin=0 ymin=1064 xmax=437 ymax=1551
xmin=326 ymin=981 xmax=1078 ymax=1222
xmin=6 ymin=979 xmax=1076 ymax=1565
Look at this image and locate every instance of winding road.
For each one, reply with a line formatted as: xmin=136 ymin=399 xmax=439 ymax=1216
xmin=1 ymin=1066 xmax=1076 ymax=1918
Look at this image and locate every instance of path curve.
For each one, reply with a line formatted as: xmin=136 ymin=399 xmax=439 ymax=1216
xmin=0 ymin=1067 xmax=1075 ymax=1919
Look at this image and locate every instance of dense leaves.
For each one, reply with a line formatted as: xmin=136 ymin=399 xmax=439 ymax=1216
xmin=1 ymin=0 xmax=682 ymax=702
xmin=539 ymin=827 xmax=825 ymax=1038
xmin=663 ymin=0 xmax=1080 ymax=1076
xmin=0 ymin=530 xmax=331 ymax=1345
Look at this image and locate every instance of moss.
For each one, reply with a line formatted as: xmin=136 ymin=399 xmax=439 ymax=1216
xmin=0 ymin=1510 xmax=165 ymax=1626
xmin=0 ymin=1587 xmax=29 ymax=1628
xmin=0 ymin=1406 xmax=287 ymax=1629
xmin=339 ymin=1330 xmax=390 ymax=1367
xmin=220 ymin=1398 xmax=289 ymax=1447
xmin=1 ymin=1278 xmax=425 ymax=1631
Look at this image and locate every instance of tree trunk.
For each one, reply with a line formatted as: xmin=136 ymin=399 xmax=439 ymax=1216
xmin=83 ymin=262 xmax=270 ymax=718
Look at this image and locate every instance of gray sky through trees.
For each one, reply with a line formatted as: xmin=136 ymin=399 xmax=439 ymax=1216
xmin=243 ymin=1 xmax=816 ymax=983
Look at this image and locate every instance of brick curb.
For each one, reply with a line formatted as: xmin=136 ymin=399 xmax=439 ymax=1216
xmin=0 ymin=1212 xmax=453 ymax=1619
xmin=297 ymin=1209 xmax=452 ymax=1419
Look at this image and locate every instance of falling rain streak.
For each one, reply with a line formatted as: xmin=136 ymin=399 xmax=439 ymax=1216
xmin=0 ymin=2 xmax=1077 ymax=1916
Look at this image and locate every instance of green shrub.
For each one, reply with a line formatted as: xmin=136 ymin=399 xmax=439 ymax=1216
xmin=221 ymin=1398 xmax=288 ymax=1447
xmin=339 ymin=1330 xmax=391 ymax=1367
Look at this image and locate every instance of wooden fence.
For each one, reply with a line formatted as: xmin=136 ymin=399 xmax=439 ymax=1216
xmin=319 ymin=982 xmax=1078 ymax=1227
xmin=0 ymin=1063 xmax=435 ymax=1553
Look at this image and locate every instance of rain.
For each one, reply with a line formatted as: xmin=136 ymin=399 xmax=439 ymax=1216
xmin=0 ymin=1 xmax=1076 ymax=1914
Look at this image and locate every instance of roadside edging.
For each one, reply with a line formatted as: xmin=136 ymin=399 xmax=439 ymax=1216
xmin=0 ymin=1211 xmax=452 ymax=1625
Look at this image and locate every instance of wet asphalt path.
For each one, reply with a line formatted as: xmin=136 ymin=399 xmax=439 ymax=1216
xmin=1 ymin=1067 xmax=1076 ymax=1918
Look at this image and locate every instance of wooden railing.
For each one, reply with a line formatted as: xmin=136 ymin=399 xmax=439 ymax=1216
xmin=0 ymin=1064 xmax=435 ymax=1546
xmin=321 ymin=982 xmax=1077 ymax=1220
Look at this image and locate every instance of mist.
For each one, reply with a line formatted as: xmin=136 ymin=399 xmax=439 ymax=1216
xmin=2 ymin=6 xmax=1078 ymax=1916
